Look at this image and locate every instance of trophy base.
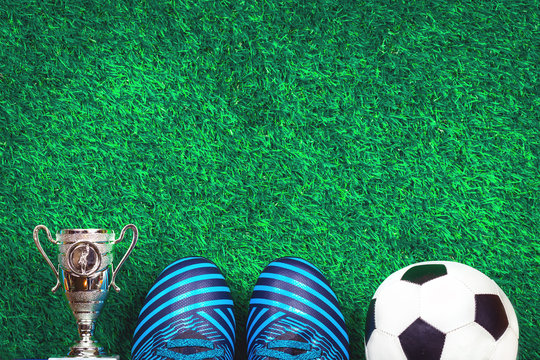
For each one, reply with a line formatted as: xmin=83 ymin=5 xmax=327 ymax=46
xmin=49 ymin=357 xmax=119 ymax=360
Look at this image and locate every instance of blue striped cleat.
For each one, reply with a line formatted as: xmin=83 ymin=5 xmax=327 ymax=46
xmin=246 ymin=257 xmax=350 ymax=360
xmin=131 ymin=257 xmax=235 ymax=360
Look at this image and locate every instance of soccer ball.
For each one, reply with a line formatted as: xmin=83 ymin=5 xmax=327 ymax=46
xmin=364 ymin=261 xmax=519 ymax=360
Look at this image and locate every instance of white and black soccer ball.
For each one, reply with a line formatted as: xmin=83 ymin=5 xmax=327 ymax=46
xmin=365 ymin=261 xmax=519 ymax=360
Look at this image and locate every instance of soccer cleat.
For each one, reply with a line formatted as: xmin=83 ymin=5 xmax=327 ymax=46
xmin=132 ymin=257 xmax=235 ymax=360
xmin=246 ymin=257 xmax=350 ymax=360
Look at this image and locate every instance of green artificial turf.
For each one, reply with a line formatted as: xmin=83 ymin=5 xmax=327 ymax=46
xmin=0 ymin=0 xmax=538 ymax=359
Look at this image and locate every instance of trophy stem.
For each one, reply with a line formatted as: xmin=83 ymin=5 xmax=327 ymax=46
xmin=68 ymin=320 xmax=106 ymax=357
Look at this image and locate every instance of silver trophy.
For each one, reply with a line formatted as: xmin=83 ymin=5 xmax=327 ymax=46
xmin=33 ymin=225 xmax=138 ymax=359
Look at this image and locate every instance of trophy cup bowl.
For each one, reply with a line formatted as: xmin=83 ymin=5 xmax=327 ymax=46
xmin=33 ymin=224 xmax=138 ymax=359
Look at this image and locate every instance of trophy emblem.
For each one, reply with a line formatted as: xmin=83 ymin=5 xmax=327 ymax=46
xmin=33 ymin=225 xmax=138 ymax=359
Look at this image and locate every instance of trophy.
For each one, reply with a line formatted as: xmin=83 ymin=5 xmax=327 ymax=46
xmin=33 ymin=224 xmax=138 ymax=359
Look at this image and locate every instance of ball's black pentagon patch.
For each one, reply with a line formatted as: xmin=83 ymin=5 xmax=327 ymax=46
xmin=401 ymin=264 xmax=448 ymax=285
xmin=475 ymin=294 xmax=509 ymax=340
xmin=365 ymin=299 xmax=376 ymax=343
xmin=399 ymin=318 xmax=445 ymax=360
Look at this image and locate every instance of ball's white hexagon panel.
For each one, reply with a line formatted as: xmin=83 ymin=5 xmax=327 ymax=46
xmin=365 ymin=329 xmax=406 ymax=360
xmin=497 ymin=286 xmax=519 ymax=337
xmin=374 ymin=280 xmax=422 ymax=336
xmin=421 ymin=275 xmax=475 ymax=333
xmin=440 ymin=322 xmax=496 ymax=360
xmin=490 ymin=327 xmax=519 ymax=360
xmin=373 ymin=275 xmax=402 ymax=300
xmin=373 ymin=265 xmax=412 ymax=299
xmin=444 ymin=261 xmax=500 ymax=295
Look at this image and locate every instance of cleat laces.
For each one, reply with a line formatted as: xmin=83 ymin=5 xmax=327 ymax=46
xmin=157 ymin=338 xmax=224 ymax=360
xmin=255 ymin=340 xmax=321 ymax=360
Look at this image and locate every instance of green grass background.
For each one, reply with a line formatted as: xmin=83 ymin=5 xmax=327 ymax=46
xmin=1 ymin=0 xmax=538 ymax=359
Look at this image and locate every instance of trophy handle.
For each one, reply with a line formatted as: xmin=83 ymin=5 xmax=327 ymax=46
xmin=109 ymin=224 xmax=138 ymax=292
xmin=33 ymin=225 xmax=61 ymax=293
